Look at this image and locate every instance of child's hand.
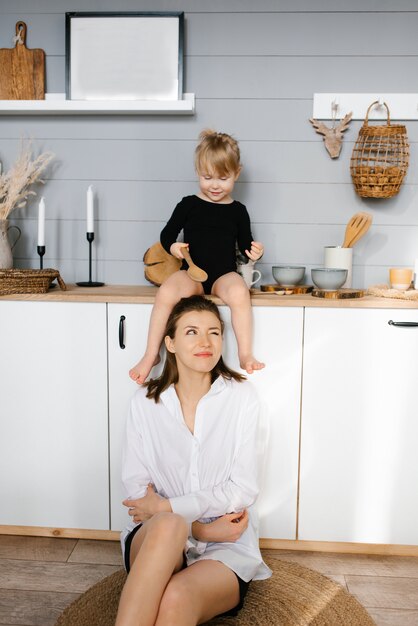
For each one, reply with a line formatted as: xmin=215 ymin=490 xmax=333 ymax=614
xmin=245 ymin=241 xmax=264 ymax=262
xmin=170 ymin=242 xmax=189 ymax=259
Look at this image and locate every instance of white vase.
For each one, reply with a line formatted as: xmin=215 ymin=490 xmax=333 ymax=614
xmin=0 ymin=219 xmax=21 ymax=269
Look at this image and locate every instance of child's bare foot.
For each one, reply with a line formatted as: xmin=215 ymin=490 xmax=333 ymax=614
xmin=239 ymin=355 xmax=265 ymax=375
xmin=129 ymin=354 xmax=161 ymax=384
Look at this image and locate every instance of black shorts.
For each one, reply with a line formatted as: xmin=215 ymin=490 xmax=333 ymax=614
xmin=123 ymin=524 xmax=250 ymax=618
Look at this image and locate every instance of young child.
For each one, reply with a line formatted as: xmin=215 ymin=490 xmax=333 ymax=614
xmin=129 ymin=129 xmax=265 ymax=384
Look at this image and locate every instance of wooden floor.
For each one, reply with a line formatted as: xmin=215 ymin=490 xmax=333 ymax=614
xmin=1 ymin=536 xmax=418 ymax=625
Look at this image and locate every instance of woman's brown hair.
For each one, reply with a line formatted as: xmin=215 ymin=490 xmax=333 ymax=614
xmin=144 ymin=295 xmax=245 ymax=402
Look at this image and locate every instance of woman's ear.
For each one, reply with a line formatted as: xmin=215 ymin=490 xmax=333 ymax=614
xmin=165 ymin=335 xmax=175 ymax=353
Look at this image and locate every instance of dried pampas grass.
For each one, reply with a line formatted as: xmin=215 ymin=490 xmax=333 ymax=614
xmin=0 ymin=139 xmax=54 ymax=221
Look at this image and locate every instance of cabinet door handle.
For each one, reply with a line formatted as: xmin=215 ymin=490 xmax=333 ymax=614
xmin=119 ymin=315 xmax=126 ymax=349
xmin=388 ymin=320 xmax=418 ymax=327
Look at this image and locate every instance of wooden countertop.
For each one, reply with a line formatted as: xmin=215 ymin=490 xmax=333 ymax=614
xmin=2 ymin=284 xmax=418 ymax=308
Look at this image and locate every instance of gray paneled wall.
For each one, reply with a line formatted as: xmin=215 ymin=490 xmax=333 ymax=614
xmin=1 ymin=1 xmax=418 ymax=287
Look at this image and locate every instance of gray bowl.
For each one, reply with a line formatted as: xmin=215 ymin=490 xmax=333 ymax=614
xmin=272 ymin=265 xmax=305 ymax=286
xmin=311 ymin=268 xmax=348 ymax=290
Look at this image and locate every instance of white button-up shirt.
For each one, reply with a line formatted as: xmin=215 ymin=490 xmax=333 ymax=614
xmin=121 ymin=376 xmax=272 ymax=582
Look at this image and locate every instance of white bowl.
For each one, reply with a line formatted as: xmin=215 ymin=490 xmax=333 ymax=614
xmin=311 ymin=268 xmax=348 ymax=290
xmin=272 ymin=265 xmax=305 ymax=286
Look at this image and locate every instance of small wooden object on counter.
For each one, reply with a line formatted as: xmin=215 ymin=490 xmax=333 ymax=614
xmin=350 ymin=101 xmax=409 ymax=198
xmin=0 ymin=268 xmax=66 ymax=296
xmin=312 ymin=288 xmax=365 ymax=299
xmin=261 ymin=284 xmax=313 ymax=294
xmin=0 ymin=22 xmax=45 ymax=100
xmin=143 ymin=242 xmax=181 ymax=286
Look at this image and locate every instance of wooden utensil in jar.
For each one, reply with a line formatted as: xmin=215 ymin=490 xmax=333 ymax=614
xmin=342 ymin=212 xmax=372 ymax=248
xmin=345 ymin=212 xmax=372 ymax=247
xmin=181 ymin=248 xmax=208 ymax=283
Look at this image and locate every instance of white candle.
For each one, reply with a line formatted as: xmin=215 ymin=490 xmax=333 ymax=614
xmin=38 ymin=197 xmax=45 ymax=246
xmin=87 ymin=185 xmax=94 ymax=233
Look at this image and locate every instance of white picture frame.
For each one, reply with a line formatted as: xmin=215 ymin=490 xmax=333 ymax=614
xmin=65 ymin=12 xmax=184 ymax=101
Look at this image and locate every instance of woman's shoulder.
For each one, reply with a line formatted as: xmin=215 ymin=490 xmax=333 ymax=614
xmin=132 ymin=384 xmax=150 ymax=401
xmin=128 ymin=385 xmax=168 ymax=430
xmin=223 ymin=377 xmax=259 ymax=403
xmin=130 ymin=385 xmax=158 ymax=414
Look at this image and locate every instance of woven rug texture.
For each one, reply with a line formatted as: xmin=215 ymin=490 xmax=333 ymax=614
xmin=55 ymin=556 xmax=376 ymax=626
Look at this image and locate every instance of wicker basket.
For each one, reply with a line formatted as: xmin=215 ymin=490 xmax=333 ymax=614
xmin=350 ymin=101 xmax=409 ymax=198
xmin=0 ymin=268 xmax=67 ymax=296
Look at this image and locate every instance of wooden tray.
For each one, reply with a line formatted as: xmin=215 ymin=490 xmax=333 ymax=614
xmin=260 ymin=284 xmax=313 ymax=294
xmin=312 ymin=288 xmax=365 ymax=299
xmin=0 ymin=22 xmax=45 ymax=99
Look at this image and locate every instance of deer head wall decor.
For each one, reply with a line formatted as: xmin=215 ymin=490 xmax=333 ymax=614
xmin=309 ymin=111 xmax=353 ymax=159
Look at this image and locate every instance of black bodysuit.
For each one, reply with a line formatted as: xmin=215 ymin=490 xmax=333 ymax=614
xmin=160 ymin=195 xmax=253 ymax=294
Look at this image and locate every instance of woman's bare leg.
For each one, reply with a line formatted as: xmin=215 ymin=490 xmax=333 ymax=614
xmin=212 ymin=272 xmax=265 ymax=374
xmin=115 ymin=512 xmax=188 ymax=626
xmin=129 ymin=271 xmax=204 ymax=384
xmin=155 ymin=560 xmax=241 ymax=626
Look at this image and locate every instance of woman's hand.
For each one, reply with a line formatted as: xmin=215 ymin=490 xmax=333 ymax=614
xmin=192 ymin=510 xmax=249 ymax=543
xmin=170 ymin=242 xmax=189 ymax=259
xmin=123 ymin=484 xmax=171 ymax=522
xmin=245 ymin=241 xmax=264 ymax=262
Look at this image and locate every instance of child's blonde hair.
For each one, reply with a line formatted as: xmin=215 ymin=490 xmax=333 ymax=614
xmin=195 ymin=129 xmax=241 ymax=177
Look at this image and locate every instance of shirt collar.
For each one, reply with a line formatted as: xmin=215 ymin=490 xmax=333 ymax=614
xmin=160 ymin=375 xmax=227 ymax=410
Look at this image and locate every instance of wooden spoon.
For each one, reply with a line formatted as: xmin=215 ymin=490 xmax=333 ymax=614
xmin=346 ymin=212 xmax=372 ymax=247
xmin=182 ymin=248 xmax=208 ymax=283
xmin=342 ymin=213 xmax=370 ymax=248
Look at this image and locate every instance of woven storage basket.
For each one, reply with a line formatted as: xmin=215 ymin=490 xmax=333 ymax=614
xmin=350 ymin=101 xmax=409 ymax=198
xmin=0 ymin=268 xmax=66 ymax=296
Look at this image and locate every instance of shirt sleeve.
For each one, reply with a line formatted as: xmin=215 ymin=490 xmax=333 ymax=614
xmin=121 ymin=395 xmax=153 ymax=500
xmin=236 ymin=203 xmax=254 ymax=258
xmin=169 ymin=393 xmax=260 ymax=522
xmin=160 ymin=198 xmax=189 ymax=254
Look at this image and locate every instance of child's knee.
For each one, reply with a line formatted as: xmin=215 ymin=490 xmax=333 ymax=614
xmin=229 ymin=281 xmax=251 ymax=304
xmin=157 ymin=278 xmax=183 ymax=305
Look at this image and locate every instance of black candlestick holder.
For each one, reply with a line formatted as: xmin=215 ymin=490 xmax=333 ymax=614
xmin=76 ymin=232 xmax=104 ymax=287
xmin=37 ymin=245 xmax=45 ymax=270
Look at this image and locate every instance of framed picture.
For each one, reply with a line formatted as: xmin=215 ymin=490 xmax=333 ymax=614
xmin=65 ymin=11 xmax=184 ymax=101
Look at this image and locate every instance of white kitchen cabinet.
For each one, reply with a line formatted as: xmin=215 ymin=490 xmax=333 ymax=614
xmin=0 ymin=301 xmax=109 ymax=529
xmin=108 ymin=303 xmax=304 ymax=540
xmin=107 ymin=303 xmax=160 ymax=532
xmin=299 ymin=307 xmax=418 ymax=545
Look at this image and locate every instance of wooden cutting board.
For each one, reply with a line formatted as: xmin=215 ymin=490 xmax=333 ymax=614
xmin=0 ymin=22 xmax=45 ymax=99
xmin=312 ymin=288 xmax=365 ymax=299
xmin=260 ymin=284 xmax=313 ymax=294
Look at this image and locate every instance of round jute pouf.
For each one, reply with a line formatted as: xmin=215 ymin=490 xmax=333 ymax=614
xmin=54 ymin=556 xmax=376 ymax=626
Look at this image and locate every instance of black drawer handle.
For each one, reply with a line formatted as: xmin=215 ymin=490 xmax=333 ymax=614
xmin=388 ymin=320 xmax=418 ymax=327
xmin=119 ymin=315 xmax=126 ymax=349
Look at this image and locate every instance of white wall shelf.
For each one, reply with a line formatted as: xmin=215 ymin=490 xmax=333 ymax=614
xmin=0 ymin=92 xmax=195 ymax=115
xmin=313 ymin=93 xmax=418 ymax=120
